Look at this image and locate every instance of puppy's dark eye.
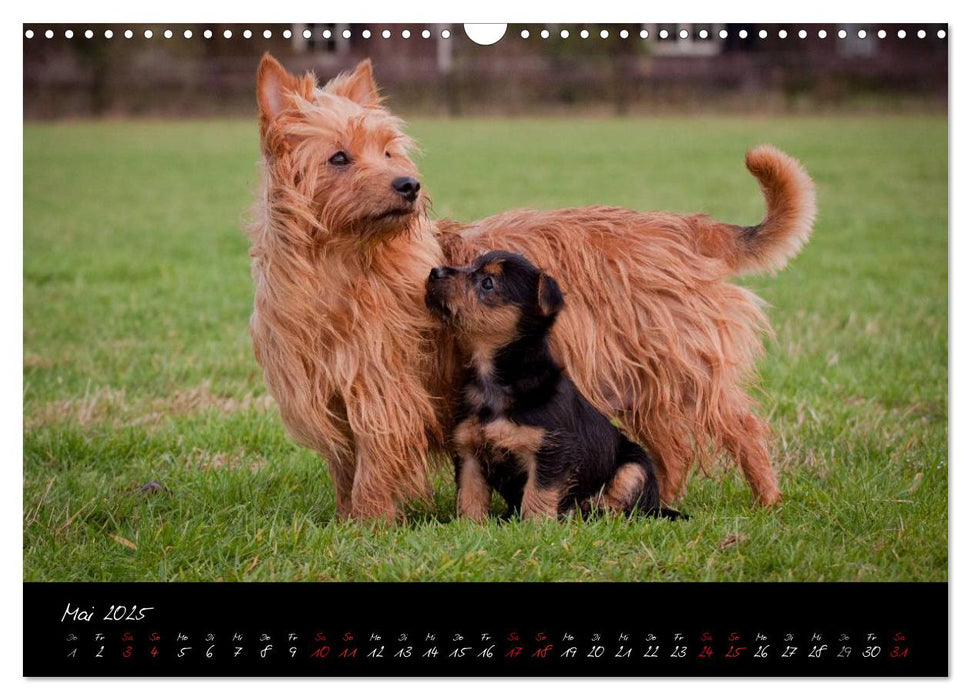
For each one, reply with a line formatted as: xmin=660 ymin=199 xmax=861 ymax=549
xmin=329 ymin=151 xmax=350 ymax=166
xmin=385 ymin=151 xmax=392 ymax=159
xmin=481 ymin=277 xmax=494 ymax=291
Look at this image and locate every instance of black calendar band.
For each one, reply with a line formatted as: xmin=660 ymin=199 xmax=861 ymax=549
xmin=24 ymin=581 xmax=947 ymax=677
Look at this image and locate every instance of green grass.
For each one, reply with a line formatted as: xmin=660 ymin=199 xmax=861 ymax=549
xmin=23 ymin=116 xmax=947 ymax=582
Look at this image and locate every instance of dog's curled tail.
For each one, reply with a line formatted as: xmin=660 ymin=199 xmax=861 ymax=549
xmin=726 ymin=145 xmax=816 ymax=275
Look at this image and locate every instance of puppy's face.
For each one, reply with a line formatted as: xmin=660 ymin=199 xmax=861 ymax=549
xmin=425 ymin=251 xmax=564 ymax=351
xmin=257 ymin=55 xmax=425 ymax=241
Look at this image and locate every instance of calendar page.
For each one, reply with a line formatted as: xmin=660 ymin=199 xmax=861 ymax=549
xmin=21 ymin=21 xmax=948 ymax=678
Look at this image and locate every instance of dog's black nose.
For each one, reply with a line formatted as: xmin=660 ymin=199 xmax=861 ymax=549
xmin=429 ymin=267 xmax=450 ymax=281
xmin=392 ymin=176 xmax=421 ymax=202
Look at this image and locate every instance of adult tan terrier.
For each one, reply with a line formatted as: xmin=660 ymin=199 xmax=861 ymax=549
xmin=247 ymin=54 xmax=816 ymax=520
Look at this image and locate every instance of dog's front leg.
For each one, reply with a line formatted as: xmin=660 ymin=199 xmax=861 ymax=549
xmin=323 ymin=447 xmax=356 ymax=519
xmin=344 ymin=377 xmax=436 ymax=521
xmin=349 ymin=443 xmax=400 ymax=522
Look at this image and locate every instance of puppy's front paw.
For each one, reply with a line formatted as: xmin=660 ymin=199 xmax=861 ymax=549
xmin=457 ymin=455 xmax=491 ymax=522
xmin=521 ymin=484 xmax=561 ymax=521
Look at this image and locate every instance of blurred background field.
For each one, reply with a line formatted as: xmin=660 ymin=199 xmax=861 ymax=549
xmin=24 ymin=23 xmax=946 ymax=118
xmin=22 ymin=114 xmax=947 ymax=581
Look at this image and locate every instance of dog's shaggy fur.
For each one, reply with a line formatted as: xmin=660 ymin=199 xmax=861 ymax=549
xmin=247 ymin=54 xmax=816 ymax=519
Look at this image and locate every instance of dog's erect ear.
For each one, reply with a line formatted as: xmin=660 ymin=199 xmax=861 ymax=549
xmin=536 ymin=273 xmax=564 ymax=317
xmin=326 ymin=59 xmax=381 ymax=107
xmin=257 ymin=53 xmax=304 ymax=122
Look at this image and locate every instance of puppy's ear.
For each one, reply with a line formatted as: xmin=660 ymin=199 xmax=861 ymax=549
xmin=326 ymin=59 xmax=381 ymax=107
xmin=536 ymin=273 xmax=564 ymax=317
xmin=257 ymin=53 xmax=303 ymax=122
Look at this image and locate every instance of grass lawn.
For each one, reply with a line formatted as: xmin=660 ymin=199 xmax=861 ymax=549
xmin=23 ymin=115 xmax=947 ymax=582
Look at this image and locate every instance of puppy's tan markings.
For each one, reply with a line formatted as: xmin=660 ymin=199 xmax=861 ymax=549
xmin=465 ymin=305 xmax=520 ymax=356
xmin=481 ymin=418 xmax=546 ymax=455
xmin=453 ymin=417 xmax=483 ymax=452
xmin=521 ymin=462 xmax=562 ymax=521
xmin=470 ymin=350 xmax=495 ymax=383
xmin=457 ymin=455 xmax=491 ymax=522
xmin=600 ymin=462 xmax=647 ymax=512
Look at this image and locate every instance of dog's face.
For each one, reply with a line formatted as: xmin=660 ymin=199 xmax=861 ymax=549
xmin=257 ymin=54 xmax=425 ymax=240
xmin=425 ymin=251 xmax=565 ymax=350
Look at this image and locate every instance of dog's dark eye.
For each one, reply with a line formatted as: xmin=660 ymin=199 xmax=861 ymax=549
xmin=385 ymin=151 xmax=392 ymax=159
xmin=481 ymin=277 xmax=494 ymax=291
xmin=329 ymin=151 xmax=350 ymax=166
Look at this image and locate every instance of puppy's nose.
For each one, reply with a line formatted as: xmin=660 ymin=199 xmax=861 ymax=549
xmin=392 ymin=176 xmax=421 ymax=202
xmin=428 ymin=267 xmax=450 ymax=281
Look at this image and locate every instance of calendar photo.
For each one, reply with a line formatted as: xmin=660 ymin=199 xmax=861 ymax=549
xmin=22 ymin=23 xmax=948 ymax=676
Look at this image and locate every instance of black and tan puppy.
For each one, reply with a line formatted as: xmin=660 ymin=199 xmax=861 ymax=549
xmin=426 ymin=251 xmax=682 ymax=521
